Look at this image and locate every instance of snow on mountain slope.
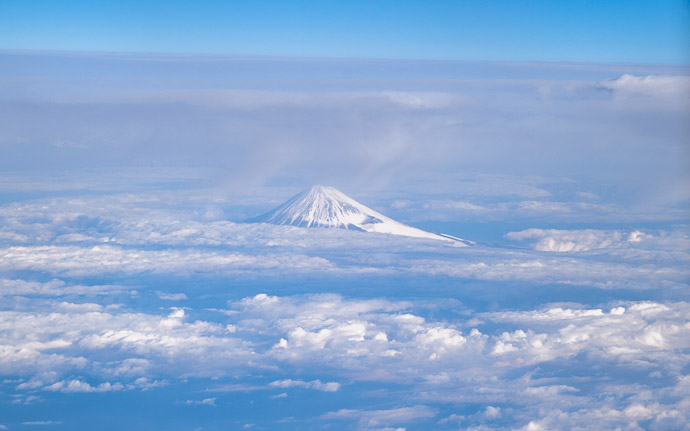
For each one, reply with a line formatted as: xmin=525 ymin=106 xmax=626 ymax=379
xmin=249 ymin=185 xmax=469 ymax=244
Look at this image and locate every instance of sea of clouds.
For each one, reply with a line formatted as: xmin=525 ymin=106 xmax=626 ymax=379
xmin=0 ymin=52 xmax=688 ymax=430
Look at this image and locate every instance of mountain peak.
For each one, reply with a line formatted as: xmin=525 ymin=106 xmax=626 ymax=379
xmin=302 ymin=185 xmax=350 ymax=203
xmin=251 ymin=185 xmax=378 ymax=230
xmin=249 ymin=186 xmax=468 ymax=244
xmin=307 ymin=185 xmax=336 ymax=193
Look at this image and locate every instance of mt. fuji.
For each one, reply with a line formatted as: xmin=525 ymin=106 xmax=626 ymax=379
xmin=249 ymin=185 xmax=469 ymax=244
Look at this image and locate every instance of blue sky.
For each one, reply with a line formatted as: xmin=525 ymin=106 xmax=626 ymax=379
xmin=1 ymin=0 xmax=689 ymax=63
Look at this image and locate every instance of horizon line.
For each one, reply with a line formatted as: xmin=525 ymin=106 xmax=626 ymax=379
xmin=2 ymin=48 xmax=689 ymax=68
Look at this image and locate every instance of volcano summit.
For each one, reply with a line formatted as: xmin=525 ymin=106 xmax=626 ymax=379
xmin=249 ymin=185 xmax=468 ymax=244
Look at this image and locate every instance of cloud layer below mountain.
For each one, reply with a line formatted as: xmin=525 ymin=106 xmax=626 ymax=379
xmin=0 ymin=53 xmax=688 ymax=430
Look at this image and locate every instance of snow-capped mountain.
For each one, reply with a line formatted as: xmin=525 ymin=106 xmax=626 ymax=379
xmin=249 ymin=185 xmax=469 ymax=244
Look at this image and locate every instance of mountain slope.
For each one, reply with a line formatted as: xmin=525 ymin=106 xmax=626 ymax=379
xmin=249 ymin=185 xmax=468 ymax=244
